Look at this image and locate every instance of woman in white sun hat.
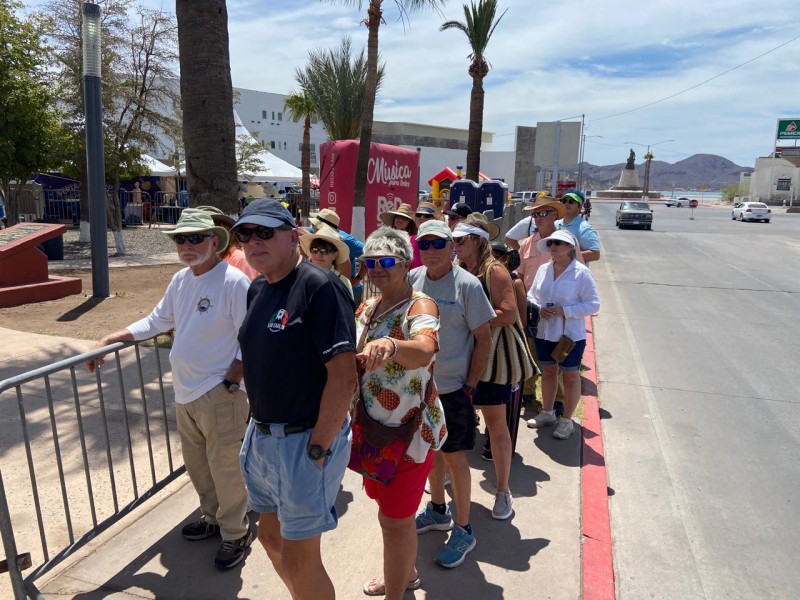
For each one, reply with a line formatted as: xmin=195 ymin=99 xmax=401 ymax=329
xmin=526 ymin=229 xmax=599 ymax=440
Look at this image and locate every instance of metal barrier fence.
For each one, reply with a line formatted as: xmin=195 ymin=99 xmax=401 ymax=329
xmin=0 ymin=337 xmax=184 ymax=599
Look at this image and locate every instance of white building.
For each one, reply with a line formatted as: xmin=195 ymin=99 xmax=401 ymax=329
xmin=745 ymin=156 xmax=800 ymax=205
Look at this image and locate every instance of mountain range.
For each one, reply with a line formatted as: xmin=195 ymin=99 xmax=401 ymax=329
xmin=576 ymin=153 xmax=752 ymax=191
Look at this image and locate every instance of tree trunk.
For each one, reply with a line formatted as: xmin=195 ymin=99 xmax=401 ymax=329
xmin=351 ymin=0 xmax=382 ymax=240
xmin=176 ymin=0 xmax=238 ymax=215
xmin=301 ymin=115 xmax=311 ymax=220
xmin=466 ymin=74 xmax=485 ymax=183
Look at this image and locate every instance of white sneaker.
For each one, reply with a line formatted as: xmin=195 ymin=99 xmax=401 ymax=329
xmin=491 ymin=491 xmax=513 ymax=520
xmin=527 ymin=410 xmax=557 ymax=429
xmin=553 ymin=417 xmax=574 ymax=440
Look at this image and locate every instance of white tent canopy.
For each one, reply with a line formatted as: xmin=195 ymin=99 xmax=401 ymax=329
xmin=234 ymin=110 xmax=302 ymax=182
xmin=141 ymin=154 xmax=177 ymax=176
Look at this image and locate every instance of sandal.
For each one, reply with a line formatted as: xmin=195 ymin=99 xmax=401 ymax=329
xmin=362 ymin=574 xmax=422 ymax=596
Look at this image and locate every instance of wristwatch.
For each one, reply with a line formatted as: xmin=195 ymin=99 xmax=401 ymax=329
xmin=462 ymin=384 xmax=478 ymax=399
xmin=222 ymin=378 xmax=240 ymax=393
xmin=307 ymin=444 xmax=328 ymax=461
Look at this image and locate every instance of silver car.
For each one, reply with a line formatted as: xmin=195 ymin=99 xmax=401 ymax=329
xmin=731 ymin=202 xmax=771 ymax=223
xmin=616 ymin=201 xmax=653 ymax=230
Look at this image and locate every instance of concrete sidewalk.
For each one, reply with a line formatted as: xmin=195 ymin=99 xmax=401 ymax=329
xmin=1 ymin=326 xmax=585 ymax=600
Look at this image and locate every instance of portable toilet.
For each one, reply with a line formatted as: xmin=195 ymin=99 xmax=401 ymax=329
xmin=449 ymin=179 xmax=480 ymax=212
xmin=478 ymin=180 xmax=509 ymax=219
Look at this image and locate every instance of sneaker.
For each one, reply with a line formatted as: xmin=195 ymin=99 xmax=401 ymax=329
xmin=553 ymin=417 xmax=575 ymax=440
xmin=481 ymin=449 xmax=493 ymax=462
xmin=424 ymin=474 xmax=451 ymax=494
xmin=214 ymin=529 xmax=254 ymax=570
xmin=182 ymin=518 xmax=220 ymax=541
xmin=415 ymin=502 xmax=453 ymax=533
xmin=492 ymin=491 xmax=513 ymax=520
xmin=526 ymin=410 xmax=557 ymax=429
xmin=435 ymin=525 xmax=476 ymax=568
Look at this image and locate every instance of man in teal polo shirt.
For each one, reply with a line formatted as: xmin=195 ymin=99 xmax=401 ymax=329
xmin=556 ymin=189 xmax=600 ymax=263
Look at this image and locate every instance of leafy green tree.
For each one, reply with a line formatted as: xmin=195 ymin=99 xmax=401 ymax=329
xmin=236 ymin=131 xmax=267 ymax=181
xmin=722 ymin=181 xmax=750 ymax=203
xmin=326 ymin=0 xmax=443 ymax=237
xmin=296 ymin=37 xmax=381 ymax=141
xmin=176 ymin=0 xmax=239 ymax=215
xmin=441 ymin=0 xmax=507 ymax=182
xmin=0 ymin=1 xmax=66 ymax=226
xmin=284 ymin=90 xmax=317 ymax=215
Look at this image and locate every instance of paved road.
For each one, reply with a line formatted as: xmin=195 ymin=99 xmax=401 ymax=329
xmin=589 ymin=200 xmax=800 ymax=599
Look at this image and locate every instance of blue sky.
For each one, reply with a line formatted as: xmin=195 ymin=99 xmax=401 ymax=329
xmin=37 ymin=0 xmax=800 ymax=167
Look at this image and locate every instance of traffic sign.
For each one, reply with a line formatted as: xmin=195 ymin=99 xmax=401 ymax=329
xmin=689 ymin=199 xmax=699 ymax=208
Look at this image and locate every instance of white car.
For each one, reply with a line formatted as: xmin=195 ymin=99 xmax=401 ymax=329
xmin=732 ymin=202 xmax=771 ymax=223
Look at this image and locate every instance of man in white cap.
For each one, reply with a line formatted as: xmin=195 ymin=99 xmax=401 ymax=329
xmin=86 ymin=208 xmax=252 ymax=570
xmin=409 ymin=219 xmax=494 ymax=569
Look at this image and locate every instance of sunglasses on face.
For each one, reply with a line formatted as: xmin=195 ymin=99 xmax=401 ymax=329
xmin=173 ymin=233 xmax=211 ymax=245
xmin=454 ymin=235 xmax=477 ymax=246
xmin=364 ymin=257 xmax=404 ymax=269
xmin=560 ymin=198 xmax=580 ymax=205
xmin=310 ymin=247 xmax=335 ymax=256
xmin=415 ymin=213 xmax=435 ymax=220
xmin=532 ymin=210 xmax=555 ymax=218
xmin=233 ymin=225 xmax=278 ymax=243
xmin=417 ymin=238 xmax=448 ymax=251
xmin=546 ymin=239 xmax=567 ymax=247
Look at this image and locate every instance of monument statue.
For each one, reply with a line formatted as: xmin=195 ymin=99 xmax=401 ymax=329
xmin=625 ymin=149 xmax=636 ymax=170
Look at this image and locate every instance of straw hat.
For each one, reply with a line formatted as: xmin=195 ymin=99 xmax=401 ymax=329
xmin=380 ymin=203 xmax=418 ymax=234
xmin=299 ymin=224 xmax=350 ymax=262
xmin=463 ymin=213 xmax=501 ymax=241
xmin=522 ymin=195 xmax=566 ymax=219
xmin=309 ymin=207 xmax=340 ymax=230
xmin=415 ymin=201 xmax=444 ymax=221
xmin=163 ymin=208 xmax=229 ymax=249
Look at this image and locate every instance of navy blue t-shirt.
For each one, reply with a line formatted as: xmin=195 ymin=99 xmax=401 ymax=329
xmin=239 ymin=261 xmax=356 ymax=425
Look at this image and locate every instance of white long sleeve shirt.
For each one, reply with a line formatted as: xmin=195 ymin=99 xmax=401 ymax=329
xmin=527 ymin=259 xmax=600 ymax=342
xmin=127 ymin=261 xmax=250 ymax=403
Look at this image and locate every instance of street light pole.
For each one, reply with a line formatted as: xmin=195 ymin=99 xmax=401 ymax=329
xmin=578 ymin=135 xmax=603 ymax=192
xmin=82 ymin=2 xmax=109 ymax=298
xmin=625 ymin=139 xmax=674 ymax=202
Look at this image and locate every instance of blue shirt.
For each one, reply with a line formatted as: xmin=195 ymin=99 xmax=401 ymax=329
xmin=307 ymin=226 xmax=364 ymax=293
xmin=556 ymin=215 xmax=600 ymax=251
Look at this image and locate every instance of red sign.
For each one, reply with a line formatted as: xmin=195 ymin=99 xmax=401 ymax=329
xmin=689 ymin=199 xmax=699 ymax=208
xmin=318 ymin=140 xmax=419 ymax=236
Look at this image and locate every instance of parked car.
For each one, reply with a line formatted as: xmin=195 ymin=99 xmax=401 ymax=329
xmin=665 ymin=196 xmax=691 ymax=207
xmin=731 ymin=202 xmax=771 ymax=223
xmin=510 ymin=191 xmax=536 ymax=203
xmin=616 ymin=201 xmax=653 ymax=229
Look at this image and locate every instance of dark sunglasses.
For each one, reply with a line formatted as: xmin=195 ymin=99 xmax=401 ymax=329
xmin=546 ymin=239 xmax=567 ymax=247
xmin=310 ymin=247 xmax=335 ymax=256
xmin=416 ymin=213 xmax=435 ymax=220
xmin=532 ymin=210 xmax=556 ymax=218
xmin=560 ymin=198 xmax=580 ymax=205
xmin=233 ymin=225 xmax=278 ymax=243
xmin=417 ymin=238 xmax=448 ymax=251
xmin=173 ymin=233 xmax=211 ymax=245
xmin=364 ymin=257 xmax=403 ymax=269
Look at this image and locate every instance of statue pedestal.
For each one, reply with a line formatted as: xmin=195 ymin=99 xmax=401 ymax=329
xmin=618 ymin=168 xmax=640 ymax=188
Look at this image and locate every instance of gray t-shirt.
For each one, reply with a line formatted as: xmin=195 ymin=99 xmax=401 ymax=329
xmin=408 ymin=266 xmax=495 ymax=394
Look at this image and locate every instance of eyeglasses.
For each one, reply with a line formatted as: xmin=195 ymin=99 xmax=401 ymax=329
xmin=310 ymin=247 xmax=335 ymax=256
xmin=233 ymin=225 xmax=278 ymax=243
xmin=560 ymin=198 xmax=580 ymax=205
xmin=417 ymin=238 xmax=448 ymax=251
xmin=415 ymin=213 xmax=435 ymax=220
xmin=546 ymin=239 xmax=567 ymax=247
xmin=454 ymin=235 xmax=477 ymax=246
xmin=173 ymin=233 xmax=211 ymax=245
xmin=364 ymin=257 xmax=404 ymax=269
xmin=532 ymin=210 xmax=555 ymax=218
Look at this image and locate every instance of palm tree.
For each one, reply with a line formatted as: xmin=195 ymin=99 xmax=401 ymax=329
xmin=284 ymin=91 xmax=316 ymax=217
xmin=296 ymin=37 xmax=380 ymax=141
xmin=441 ymin=0 xmax=506 ymax=182
xmin=326 ymin=0 xmax=443 ymax=238
xmin=175 ymin=0 xmax=239 ymax=214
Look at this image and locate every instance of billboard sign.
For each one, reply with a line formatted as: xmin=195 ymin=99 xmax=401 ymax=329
xmin=318 ymin=140 xmax=419 ymax=236
xmin=776 ymin=119 xmax=800 ymax=140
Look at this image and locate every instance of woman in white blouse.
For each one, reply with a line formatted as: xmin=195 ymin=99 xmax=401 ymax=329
xmin=526 ymin=230 xmax=600 ymax=439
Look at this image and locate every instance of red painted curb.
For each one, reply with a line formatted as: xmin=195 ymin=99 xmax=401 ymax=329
xmin=580 ymin=317 xmax=615 ymax=600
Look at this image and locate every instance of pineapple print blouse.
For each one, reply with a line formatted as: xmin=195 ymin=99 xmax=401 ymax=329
xmin=355 ymin=292 xmax=448 ymax=463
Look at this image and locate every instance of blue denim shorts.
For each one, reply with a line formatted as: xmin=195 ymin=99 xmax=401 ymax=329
xmin=534 ymin=338 xmax=587 ymax=372
xmin=239 ymin=416 xmax=351 ymax=541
